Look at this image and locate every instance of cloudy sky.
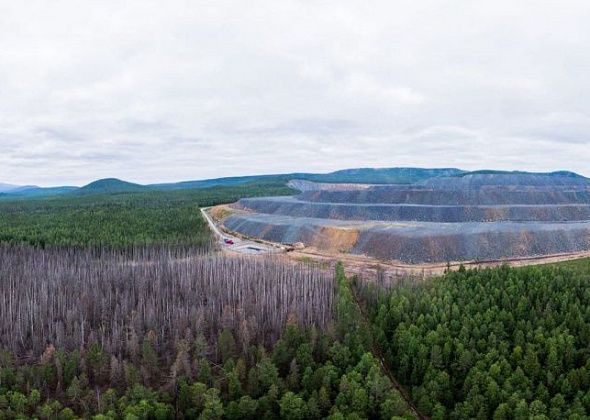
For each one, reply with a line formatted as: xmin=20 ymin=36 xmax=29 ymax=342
xmin=1 ymin=0 xmax=590 ymax=186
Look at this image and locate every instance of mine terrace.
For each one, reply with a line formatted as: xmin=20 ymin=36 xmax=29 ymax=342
xmin=221 ymin=171 xmax=590 ymax=265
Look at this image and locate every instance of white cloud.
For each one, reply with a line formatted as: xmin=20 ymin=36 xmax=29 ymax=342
xmin=0 ymin=0 xmax=589 ymax=186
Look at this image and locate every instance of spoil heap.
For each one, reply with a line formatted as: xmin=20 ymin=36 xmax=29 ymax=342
xmin=225 ymin=172 xmax=590 ymax=263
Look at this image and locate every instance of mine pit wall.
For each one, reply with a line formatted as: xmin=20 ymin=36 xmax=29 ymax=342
xmin=229 ymin=175 xmax=590 ymax=263
xmin=419 ymin=173 xmax=590 ymax=189
xmin=224 ymin=214 xmax=590 ymax=264
xmin=235 ymin=197 xmax=590 ymax=223
xmin=224 ymin=215 xmax=325 ymax=247
xmin=354 ymin=226 xmax=590 ymax=263
xmin=298 ymin=188 xmax=590 ymax=205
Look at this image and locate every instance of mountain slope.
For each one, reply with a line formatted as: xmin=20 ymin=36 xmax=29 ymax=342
xmin=7 ymin=186 xmax=78 ymax=197
xmin=303 ymin=167 xmax=464 ymax=184
xmin=153 ymin=167 xmax=465 ymax=190
xmin=77 ymin=178 xmax=149 ymax=194
xmin=4 ymin=167 xmax=585 ymax=199
xmin=151 ymin=174 xmax=291 ymax=190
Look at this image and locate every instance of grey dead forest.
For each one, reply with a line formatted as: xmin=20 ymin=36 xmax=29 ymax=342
xmin=0 ymin=246 xmax=333 ymax=360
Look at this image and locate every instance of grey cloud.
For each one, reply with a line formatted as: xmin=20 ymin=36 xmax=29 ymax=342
xmin=0 ymin=0 xmax=589 ymax=186
xmin=116 ymin=119 xmax=176 ymax=135
xmin=34 ymin=127 xmax=87 ymax=144
xmin=215 ymin=118 xmax=359 ymax=137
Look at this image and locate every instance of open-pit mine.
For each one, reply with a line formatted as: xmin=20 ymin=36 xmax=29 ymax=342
xmin=221 ymin=171 xmax=590 ymax=264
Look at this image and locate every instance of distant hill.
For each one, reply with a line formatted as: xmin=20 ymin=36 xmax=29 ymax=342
xmin=6 ymin=186 xmax=78 ymax=197
xmin=77 ymin=178 xmax=149 ymax=194
xmin=154 ymin=167 xmax=465 ymax=190
xmin=3 ymin=167 xmax=587 ymax=199
xmin=152 ymin=174 xmax=289 ymax=190
xmin=455 ymin=170 xmax=587 ymax=179
xmin=0 ymin=182 xmax=28 ymax=193
xmin=302 ymin=167 xmax=464 ymax=184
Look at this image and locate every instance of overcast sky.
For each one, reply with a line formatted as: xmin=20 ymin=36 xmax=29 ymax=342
xmin=1 ymin=1 xmax=590 ymax=186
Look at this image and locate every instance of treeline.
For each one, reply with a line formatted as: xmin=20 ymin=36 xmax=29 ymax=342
xmin=0 ymin=180 xmax=294 ymax=247
xmin=0 ymin=250 xmax=413 ymax=418
xmin=356 ymin=263 xmax=590 ymax=419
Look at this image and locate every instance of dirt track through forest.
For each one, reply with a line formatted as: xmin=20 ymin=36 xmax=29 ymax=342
xmin=349 ymin=280 xmax=428 ymax=420
xmin=201 ymin=207 xmax=283 ymax=255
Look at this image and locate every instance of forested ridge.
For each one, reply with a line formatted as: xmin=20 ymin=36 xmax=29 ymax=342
xmin=357 ymin=262 xmax=590 ymax=419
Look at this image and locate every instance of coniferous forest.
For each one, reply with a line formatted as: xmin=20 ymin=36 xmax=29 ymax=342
xmin=0 ymin=180 xmax=293 ymax=247
xmin=357 ymin=263 xmax=590 ymax=419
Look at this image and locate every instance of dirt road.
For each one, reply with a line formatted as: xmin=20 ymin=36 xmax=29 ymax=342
xmin=201 ymin=207 xmax=284 ymax=255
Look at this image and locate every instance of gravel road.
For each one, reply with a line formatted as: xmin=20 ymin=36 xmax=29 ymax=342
xmin=201 ymin=207 xmax=283 ymax=255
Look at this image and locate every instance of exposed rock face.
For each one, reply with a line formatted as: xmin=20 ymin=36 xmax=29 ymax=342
xmin=286 ymin=179 xmax=372 ymax=192
xmin=226 ymin=172 xmax=590 ymax=263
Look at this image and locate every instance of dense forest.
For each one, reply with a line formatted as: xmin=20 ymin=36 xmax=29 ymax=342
xmin=0 ymin=180 xmax=293 ymax=247
xmin=0 ymin=249 xmax=413 ymax=418
xmin=356 ymin=262 xmax=590 ymax=419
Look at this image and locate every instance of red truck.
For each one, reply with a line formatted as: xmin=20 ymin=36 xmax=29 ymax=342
xmin=224 ymin=238 xmax=234 ymax=245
